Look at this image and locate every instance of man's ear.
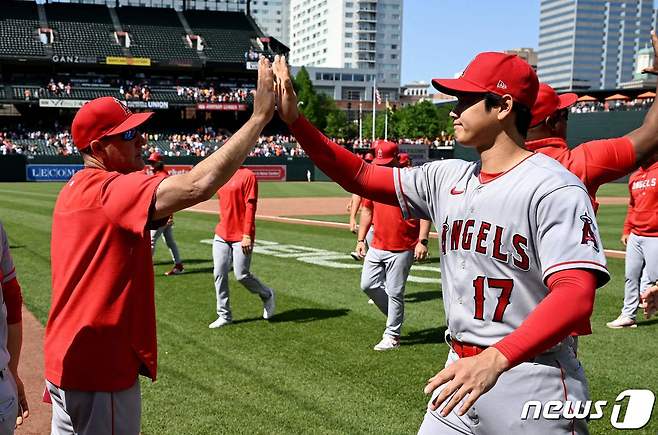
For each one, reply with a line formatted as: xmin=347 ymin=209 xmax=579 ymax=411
xmin=545 ymin=112 xmax=560 ymax=131
xmin=496 ymin=94 xmax=514 ymax=121
xmin=88 ymin=139 xmax=106 ymax=158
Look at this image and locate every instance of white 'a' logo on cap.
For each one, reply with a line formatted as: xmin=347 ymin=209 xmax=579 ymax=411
xmin=377 ymin=148 xmax=383 ymax=158
xmin=112 ymin=98 xmax=132 ymax=116
xmin=496 ymin=80 xmax=507 ymax=89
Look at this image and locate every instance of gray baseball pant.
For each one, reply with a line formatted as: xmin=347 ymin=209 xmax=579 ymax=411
xmin=622 ymin=233 xmax=658 ymax=320
xmin=151 ymin=224 xmax=182 ymax=264
xmin=47 ymin=378 xmax=140 ymax=435
xmin=213 ymin=235 xmax=273 ymax=321
xmin=418 ymin=338 xmax=589 ymax=435
xmin=0 ymin=368 xmax=17 ymax=435
xmin=360 ymin=247 xmax=414 ymax=338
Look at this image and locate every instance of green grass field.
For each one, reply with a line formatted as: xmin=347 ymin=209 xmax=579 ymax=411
xmin=0 ymin=181 xmax=655 ymax=435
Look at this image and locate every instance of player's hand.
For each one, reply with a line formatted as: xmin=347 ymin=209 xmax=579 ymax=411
xmin=252 ymin=56 xmax=275 ymax=125
xmin=356 ymin=240 xmax=367 ymax=257
xmin=641 ymin=283 xmax=658 ymax=319
xmin=349 ymin=218 xmax=358 ymax=234
xmin=424 ymin=347 xmax=509 ymax=417
xmin=13 ymin=374 xmax=28 ymax=428
xmin=621 ymin=234 xmax=629 ymax=246
xmin=167 ymin=215 xmax=174 ymax=226
xmin=241 ymin=235 xmax=254 ymax=255
xmin=273 ymin=55 xmax=300 ymax=124
xmin=642 ymin=31 xmax=658 ymax=75
xmin=415 ymin=243 xmax=428 ymax=261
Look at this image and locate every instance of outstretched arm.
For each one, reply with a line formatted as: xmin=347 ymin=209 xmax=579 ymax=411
xmin=273 ymin=55 xmax=398 ymax=206
xmin=626 ymin=31 xmax=658 ymax=163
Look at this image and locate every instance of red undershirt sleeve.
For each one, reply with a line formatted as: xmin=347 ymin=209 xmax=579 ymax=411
xmin=289 ymin=116 xmax=399 ymax=206
xmin=492 ymin=268 xmax=596 ymax=368
xmin=2 ymin=278 xmax=22 ymax=325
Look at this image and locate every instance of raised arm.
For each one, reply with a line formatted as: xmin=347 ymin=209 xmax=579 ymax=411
xmin=273 ymin=55 xmax=398 ymax=206
xmin=626 ymin=31 xmax=658 ymax=163
xmin=152 ymin=57 xmax=275 ymax=221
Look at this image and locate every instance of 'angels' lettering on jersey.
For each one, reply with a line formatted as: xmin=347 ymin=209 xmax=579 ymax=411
xmin=440 ymin=218 xmax=530 ymax=271
xmin=631 ymin=178 xmax=656 ymax=190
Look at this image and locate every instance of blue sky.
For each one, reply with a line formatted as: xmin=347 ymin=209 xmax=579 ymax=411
xmin=401 ymin=0 xmax=540 ymax=84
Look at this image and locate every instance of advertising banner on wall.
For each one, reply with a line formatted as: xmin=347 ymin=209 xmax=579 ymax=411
xmin=398 ymin=143 xmax=430 ymax=165
xmin=196 ymin=103 xmax=248 ymax=111
xmin=39 ymin=99 xmax=88 ymax=108
xmin=26 ymin=164 xmax=84 ymax=181
xmin=244 ymin=165 xmax=286 ymax=181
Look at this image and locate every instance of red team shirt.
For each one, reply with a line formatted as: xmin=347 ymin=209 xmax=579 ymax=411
xmin=215 ymin=167 xmax=257 ymax=242
xmin=623 ymin=161 xmax=658 ymax=237
xmin=526 ymin=136 xmax=636 ymax=212
xmin=361 ymin=199 xmax=420 ymax=251
xmin=45 ymin=168 xmax=164 ymax=391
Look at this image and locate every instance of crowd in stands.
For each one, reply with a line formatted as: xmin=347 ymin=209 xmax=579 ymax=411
xmin=175 ymin=85 xmax=250 ymax=103
xmin=571 ymin=98 xmax=654 ymax=113
xmin=0 ymin=125 xmax=76 ymax=156
xmin=350 ymin=133 xmax=456 ymax=150
xmin=45 ymin=79 xmax=73 ymax=97
xmin=120 ymin=81 xmax=152 ymax=101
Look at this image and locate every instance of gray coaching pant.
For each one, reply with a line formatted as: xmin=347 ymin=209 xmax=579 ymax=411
xmin=0 ymin=368 xmax=17 ymax=435
xmin=360 ymin=247 xmax=414 ymax=338
xmin=418 ymin=338 xmax=589 ymax=435
xmin=622 ymin=233 xmax=658 ymax=320
xmin=150 ymin=224 xmax=182 ymax=264
xmin=47 ymin=378 xmax=140 ymax=435
xmin=212 ymin=235 xmax=273 ymax=321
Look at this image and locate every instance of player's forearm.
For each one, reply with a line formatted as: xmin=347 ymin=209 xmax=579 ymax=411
xmin=349 ymin=196 xmax=362 ymax=221
xmin=153 ymin=116 xmax=268 ymax=220
xmin=2 ymin=278 xmax=22 ymax=325
xmin=493 ymin=269 xmax=596 ymax=368
xmin=7 ymin=322 xmax=21 ymax=376
xmin=357 ymin=208 xmax=372 ymax=241
xmin=626 ymin=88 xmax=658 ymax=162
xmin=419 ymin=219 xmax=431 ymax=240
xmin=289 ymin=116 xmax=398 ymax=205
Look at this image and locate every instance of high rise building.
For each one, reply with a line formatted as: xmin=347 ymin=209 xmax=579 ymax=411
xmin=288 ymin=0 xmax=403 ymax=93
xmin=538 ymin=0 xmax=654 ymax=90
xmin=249 ymin=0 xmax=290 ymax=45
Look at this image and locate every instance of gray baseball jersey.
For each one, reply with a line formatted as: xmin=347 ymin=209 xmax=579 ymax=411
xmin=0 ymin=222 xmax=14 ymax=370
xmin=393 ymin=153 xmax=609 ymax=346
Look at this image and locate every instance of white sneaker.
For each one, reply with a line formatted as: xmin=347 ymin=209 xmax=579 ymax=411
xmin=367 ymin=299 xmax=375 ymax=305
xmin=606 ymin=315 xmax=637 ymax=329
xmin=208 ymin=317 xmax=232 ymax=329
xmin=373 ymin=335 xmax=400 ymax=351
xmin=263 ymin=291 xmax=275 ymax=320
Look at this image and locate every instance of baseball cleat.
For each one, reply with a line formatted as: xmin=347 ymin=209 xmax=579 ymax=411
xmin=606 ymin=315 xmax=637 ymax=329
xmin=164 ymin=264 xmax=184 ymax=276
xmin=263 ymin=291 xmax=276 ymax=320
xmin=373 ymin=335 xmax=400 ymax=351
xmin=208 ymin=317 xmax=232 ymax=329
xmin=350 ymin=251 xmax=363 ymax=261
xmin=367 ymin=298 xmax=375 ymax=305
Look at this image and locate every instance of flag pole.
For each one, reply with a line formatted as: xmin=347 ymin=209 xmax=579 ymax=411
xmin=372 ymin=78 xmax=376 ymax=141
xmin=359 ymin=99 xmax=363 ymax=146
xmin=384 ymin=97 xmax=389 ymax=140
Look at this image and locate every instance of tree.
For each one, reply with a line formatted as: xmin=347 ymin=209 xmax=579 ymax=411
xmin=293 ymin=67 xmax=331 ymax=131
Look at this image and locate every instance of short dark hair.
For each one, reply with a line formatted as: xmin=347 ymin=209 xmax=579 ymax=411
xmin=483 ymin=93 xmax=532 ymax=137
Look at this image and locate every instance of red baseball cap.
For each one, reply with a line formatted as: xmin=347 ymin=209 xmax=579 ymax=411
xmin=147 ymin=152 xmax=163 ymax=163
xmin=71 ymin=96 xmax=153 ymax=150
xmin=372 ymin=140 xmax=399 ymax=165
xmin=364 ymin=152 xmax=374 ymax=162
xmin=432 ymin=52 xmax=539 ymax=109
xmin=398 ymin=152 xmax=411 ymax=167
xmin=530 ymin=83 xmax=578 ymax=127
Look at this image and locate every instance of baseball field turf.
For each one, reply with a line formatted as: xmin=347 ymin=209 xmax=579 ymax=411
xmin=0 ymin=181 xmax=656 ymax=434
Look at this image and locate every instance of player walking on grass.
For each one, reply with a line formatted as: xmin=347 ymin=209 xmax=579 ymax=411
xmin=607 ymin=153 xmax=658 ymax=329
xmin=355 ymin=140 xmax=430 ymax=350
xmin=147 ymin=152 xmax=185 ymax=276
xmin=209 ymin=166 xmax=275 ymax=328
xmin=45 ymin=57 xmax=275 ymax=434
xmin=274 ymin=53 xmax=607 ymax=434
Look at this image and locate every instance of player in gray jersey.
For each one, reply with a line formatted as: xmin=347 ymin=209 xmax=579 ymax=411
xmin=274 ymin=52 xmax=608 ymax=434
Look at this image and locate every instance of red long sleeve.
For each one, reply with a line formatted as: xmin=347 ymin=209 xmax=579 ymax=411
xmin=493 ymin=269 xmax=596 ymax=367
xmin=2 ymin=278 xmax=22 ymax=325
xmin=289 ymin=116 xmax=399 ymax=206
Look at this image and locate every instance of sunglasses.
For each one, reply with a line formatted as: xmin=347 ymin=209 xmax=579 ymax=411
xmin=121 ymin=129 xmax=139 ymax=141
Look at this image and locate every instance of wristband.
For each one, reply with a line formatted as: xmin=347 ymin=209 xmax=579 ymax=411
xmin=420 ymin=238 xmax=429 ymax=246
xmin=357 ymin=240 xmax=365 ymax=243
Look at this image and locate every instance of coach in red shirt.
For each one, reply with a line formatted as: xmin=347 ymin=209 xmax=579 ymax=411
xmin=608 ymin=154 xmax=658 ymax=328
xmin=45 ymin=57 xmax=275 ymax=434
xmin=355 ymin=140 xmax=431 ymax=351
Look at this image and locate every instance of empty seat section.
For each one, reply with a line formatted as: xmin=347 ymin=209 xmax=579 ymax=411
xmin=184 ymin=11 xmax=258 ymax=63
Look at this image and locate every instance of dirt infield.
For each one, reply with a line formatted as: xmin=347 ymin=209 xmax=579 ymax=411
xmin=598 ymin=197 xmax=629 ymax=205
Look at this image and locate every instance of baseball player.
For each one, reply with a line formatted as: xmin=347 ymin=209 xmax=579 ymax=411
xmin=355 ymin=140 xmax=430 ymax=350
xmin=45 ymin=57 xmax=275 ymax=434
xmin=607 ymin=153 xmax=658 ymax=328
xmin=274 ymin=53 xmax=607 ymax=434
xmin=148 ymin=152 xmax=185 ymax=276
xmin=349 ymin=153 xmax=375 ymax=261
xmin=209 ymin=166 xmax=275 ymax=328
xmin=0 ymin=221 xmax=29 ymax=433
xmin=526 ymin=32 xmax=658 ymax=213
